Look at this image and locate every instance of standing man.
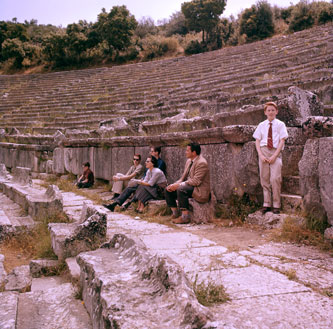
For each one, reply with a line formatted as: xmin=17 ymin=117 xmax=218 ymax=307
xmin=165 ymin=142 xmax=210 ymax=224
xmin=253 ymin=102 xmax=288 ymax=214
xmin=111 ymin=154 xmax=144 ymax=199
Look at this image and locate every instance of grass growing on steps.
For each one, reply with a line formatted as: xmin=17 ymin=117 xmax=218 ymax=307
xmin=193 ymin=275 xmax=230 ymax=306
xmin=271 ymin=217 xmax=332 ymax=252
xmin=0 ymin=211 xmax=71 ymax=271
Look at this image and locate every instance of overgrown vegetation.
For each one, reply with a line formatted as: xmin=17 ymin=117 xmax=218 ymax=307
xmin=193 ymin=274 xmax=230 ymax=306
xmin=272 ymin=216 xmax=332 ymax=251
xmin=215 ymin=193 xmax=261 ymax=223
xmin=0 ymin=0 xmax=331 ymax=72
xmin=0 ymin=211 xmax=71 ymax=263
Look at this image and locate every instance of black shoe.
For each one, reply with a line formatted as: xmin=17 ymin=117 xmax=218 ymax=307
xmin=261 ymin=207 xmax=271 ymax=214
xmin=272 ymin=208 xmax=280 ymax=214
xmin=103 ymin=203 xmax=117 ymax=212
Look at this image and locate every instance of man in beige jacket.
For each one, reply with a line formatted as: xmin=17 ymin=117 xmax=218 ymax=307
xmin=165 ymin=142 xmax=210 ymax=224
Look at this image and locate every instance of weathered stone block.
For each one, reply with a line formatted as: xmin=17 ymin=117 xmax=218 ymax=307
xmin=4 ymin=265 xmax=32 ymax=293
xmin=221 ymin=125 xmax=256 ymax=143
xmin=64 ymin=147 xmax=91 ymax=176
xmin=12 ymin=167 xmax=32 ymax=186
xmin=319 ymin=137 xmax=333 ymax=225
xmin=234 ymin=141 xmax=261 ymax=198
xmin=279 ymin=86 xmax=324 ymax=126
xmin=93 ymin=147 xmax=112 ymax=180
xmin=282 ymin=145 xmax=304 ymax=177
xmin=111 ymin=147 xmax=134 ymax=178
xmin=162 ymin=146 xmax=187 ymax=184
xmin=189 ymin=192 xmax=216 ymax=224
xmin=26 ymin=185 xmax=63 ymax=218
xmin=77 ymin=234 xmax=209 ymax=329
xmin=49 ymin=208 xmax=107 ymax=260
xmin=302 ymin=116 xmax=333 ymax=138
xmin=298 ymin=139 xmax=326 ymax=218
xmin=52 ymin=147 xmax=66 ymax=174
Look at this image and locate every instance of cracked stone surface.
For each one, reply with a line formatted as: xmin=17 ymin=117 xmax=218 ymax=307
xmin=16 ymin=283 xmax=92 ymax=329
xmin=0 ymin=291 xmax=18 ymax=329
xmin=104 ymin=212 xmax=333 ymax=328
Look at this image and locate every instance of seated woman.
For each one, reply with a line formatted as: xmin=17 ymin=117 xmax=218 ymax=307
xmin=132 ymin=156 xmax=167 ymax=213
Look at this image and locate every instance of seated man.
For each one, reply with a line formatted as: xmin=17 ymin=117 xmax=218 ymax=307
xmin=76 ymin=162 xmax=94 ymax=188
xmin=111 ymin=154 xmax=144 ymax=198
xmin=165 ymin=142 xmax=210 ymax=224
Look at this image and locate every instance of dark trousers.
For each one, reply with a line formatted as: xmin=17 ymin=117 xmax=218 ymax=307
xmin=77 ymin=181 xmax=93 ymax=188
xmin=114 ymin=186 xmax=138 ymax=205
xmin=165 ymin=184 xmax=194 ymax=210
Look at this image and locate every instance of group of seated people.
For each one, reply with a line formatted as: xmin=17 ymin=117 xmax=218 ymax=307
xmin=77 ymin=143 xmax=210 ymax=224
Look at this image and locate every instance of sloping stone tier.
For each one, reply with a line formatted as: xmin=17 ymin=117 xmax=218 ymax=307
xmin=0 ymin=179 xmax=63 ymax=219
xmin=77 ymin=234 xmax=210 ymax=329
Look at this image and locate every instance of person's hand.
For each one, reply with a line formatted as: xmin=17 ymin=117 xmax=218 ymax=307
xmin=259 ymin=154 xmax=269 ymax=163
xmin=167 ymin=183 xmax=180 ymax=192
xmin=268 ymin=155 xmax=277 ymax=164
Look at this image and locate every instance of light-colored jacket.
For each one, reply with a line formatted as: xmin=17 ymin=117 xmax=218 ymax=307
xmin=177 ymin=155 xmax=211 ymax=203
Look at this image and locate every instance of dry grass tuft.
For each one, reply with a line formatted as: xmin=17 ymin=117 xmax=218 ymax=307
xmin=0 ymin=211 xmax=71 ymax=269
xmin=271 ymin=217 xmax=332 ymax=251
xmin=193 ymin=275 xmax=230 ymax=306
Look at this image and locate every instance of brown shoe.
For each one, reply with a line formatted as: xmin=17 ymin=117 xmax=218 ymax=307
xmin=172 ymin=214 xmax=191 ymax=224
xmin=171 ymin=209 xmax=180 ymax=219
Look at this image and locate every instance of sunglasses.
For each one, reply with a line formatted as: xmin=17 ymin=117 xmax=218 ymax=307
xmin=133 ymin=158 xmax=140 ymax=161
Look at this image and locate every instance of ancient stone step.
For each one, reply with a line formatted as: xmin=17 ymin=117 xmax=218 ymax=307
xmin=16 ymin=283 xmax=92 ymax=329
xmin=281 ymin=193 xmax=303 ymax=213
xmin=77 ymin=234 xmax=209 ymax=329
xmin=0 ymin=291 xmax=18 ymax=329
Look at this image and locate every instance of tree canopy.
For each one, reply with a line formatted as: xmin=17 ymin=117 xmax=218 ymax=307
xmin=181 ymin=0 xmax=226 ymax=42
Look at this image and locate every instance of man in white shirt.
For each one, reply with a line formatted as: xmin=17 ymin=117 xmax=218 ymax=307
xmin=253 ymin=102 xmax=288 ymax=214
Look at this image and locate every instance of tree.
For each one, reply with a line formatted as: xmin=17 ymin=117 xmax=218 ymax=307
xmin=240 ymin=1 xmax=274 ymax=42
xmin=289 ymin=1 xmax=314 ymax=32
xmin=1 ymin=38 xmax=25 ymax=67
xmin=165 ymin=11 xmax=188 ymax=37
xmin=181 ymin=0 xmax=226 ymax=43
xmin=135 ymin=17 xmax=157 ymax=38
xmin=95 ymin=6 xmax=137 ymax=55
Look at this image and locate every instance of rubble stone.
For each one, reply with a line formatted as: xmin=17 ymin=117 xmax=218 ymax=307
xmin=4 ymin=265 xmax=32 ymax=293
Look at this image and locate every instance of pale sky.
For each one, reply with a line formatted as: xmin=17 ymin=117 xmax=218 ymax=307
xmin=0 ymin=0 xmax=327 ymax=26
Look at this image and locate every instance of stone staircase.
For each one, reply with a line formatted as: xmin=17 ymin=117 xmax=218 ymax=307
xmin=1 ymin=177 xmax=332 ymax=328
xmin=0 ymin=24 xmax=332 ymax=134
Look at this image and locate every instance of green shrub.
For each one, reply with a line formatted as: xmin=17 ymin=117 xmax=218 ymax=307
xmin=289 ymin=1 xmax=314 ymax=32
xmin=185 ymin=40 xmax=207 ymax=55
